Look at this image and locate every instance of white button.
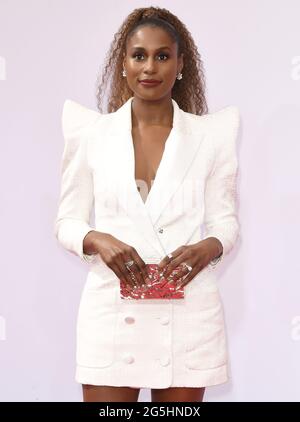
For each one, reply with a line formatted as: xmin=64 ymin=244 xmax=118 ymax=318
xmin=158 ymin=228 xmax=164 ymax=233
xmin=124 ymin=316 xmax=135 ymax=324
xmin=160 ymin=316 xmax=170 ymax=325
xmin=160 ymin=356 xmax=170 ymax=366
xmin=122 ymin=354 xmax=135 ymax=364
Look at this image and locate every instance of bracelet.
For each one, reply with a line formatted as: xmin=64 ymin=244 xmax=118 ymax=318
xmin=209 ymin=252 xmax=223 ymax=268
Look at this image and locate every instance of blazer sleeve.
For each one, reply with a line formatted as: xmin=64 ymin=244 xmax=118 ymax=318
xmin=53 ymin=99 xmax=100 ymax=264
xmin=203 ymin=106 xmax=240 ymax=268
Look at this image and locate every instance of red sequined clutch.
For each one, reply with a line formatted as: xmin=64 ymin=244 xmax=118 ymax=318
xmin=119 ymin=263 xmax=185 ymax=300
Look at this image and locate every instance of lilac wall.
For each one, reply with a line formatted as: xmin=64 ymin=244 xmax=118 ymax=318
xmin=0 ymin=0 xmax=299 ymax=401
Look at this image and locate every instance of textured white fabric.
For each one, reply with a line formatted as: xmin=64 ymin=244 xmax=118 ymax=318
xmin=54 ymin=100 xmax=100 ymax=263
xmin=54 ymin=96 xmax=240 ymax=388
xmin=202 ymin=105 xmax=240 ymax=266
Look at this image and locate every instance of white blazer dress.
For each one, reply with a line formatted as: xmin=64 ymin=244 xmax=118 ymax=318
xmin=54 ymin=96 xmax=240 ymax=389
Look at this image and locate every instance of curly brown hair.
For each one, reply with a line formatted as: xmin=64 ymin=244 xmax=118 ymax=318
xmin=95 ymin=6 xmax=208 ymax=116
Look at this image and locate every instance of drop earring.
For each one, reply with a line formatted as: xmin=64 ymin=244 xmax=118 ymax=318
xmin=122 ymin=68 xmax=126 ymax=77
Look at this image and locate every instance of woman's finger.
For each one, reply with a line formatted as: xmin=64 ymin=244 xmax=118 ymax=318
xmin=130 ymin=249 xmax=148 ymax=285
xmin=115 ymin=253 xmax=138 ymax=289
xmin=157 ymin=247 xmax=183 ymax=271
xmin=169 ymin=263 xmax=192 ymax=284
xmin=175 ymin=264 xmax=200 ymax=290
xmin=162 ymin=250 xmax=187 ymax=279
xmin=109 ymin=260 xmax=133 ymax=290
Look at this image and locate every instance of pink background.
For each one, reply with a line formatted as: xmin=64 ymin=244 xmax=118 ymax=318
xmin=0 ymin=0 xmax=299 ymax=401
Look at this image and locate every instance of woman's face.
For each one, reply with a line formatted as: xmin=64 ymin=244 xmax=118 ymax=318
xmin=123 ymin=25 xmax=183 ymax=100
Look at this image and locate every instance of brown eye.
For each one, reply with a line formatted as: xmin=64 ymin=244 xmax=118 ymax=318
xmin=132 ymin=52 xmax=169 ymax=61
xmin=133 ymin=53 xmax=144 ymax=60
xmin=158 ymin=53 xmax=169 ymax=60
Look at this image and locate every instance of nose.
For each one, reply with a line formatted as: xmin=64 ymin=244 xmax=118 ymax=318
xmin=144 ymin=57 xmax=156 ymax=73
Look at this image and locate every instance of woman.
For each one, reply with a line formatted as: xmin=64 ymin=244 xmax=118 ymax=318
xmin=54 ymin=6 xmax=240 ymax=402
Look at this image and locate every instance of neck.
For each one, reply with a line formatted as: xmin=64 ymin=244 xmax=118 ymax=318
xmin=131 ymin=96 xmax=173 ymax=129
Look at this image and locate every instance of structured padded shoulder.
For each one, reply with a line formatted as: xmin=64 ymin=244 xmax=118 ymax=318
xmin=62 ymin=99 xmax=101 ymax=139
xmin=186 ymin=105 xmax=240 ymax=141
xmin=201 ymin=105 xmax=241 ymax=161
xmin=219 ymin=105 xmax=239 ymax=125
xmin=55 ymin=100 xmax=100 ymax=265
xmin=211 ymin=105 xmax=240 ymax=135
xmin=197 ymin=104 xmax=239 ymax=127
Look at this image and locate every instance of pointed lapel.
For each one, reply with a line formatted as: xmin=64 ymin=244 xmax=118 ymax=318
xmin=143 ymin=100 xmax=206 ymax=225
xmin=103 ymin=96 xmax=206 ymax=257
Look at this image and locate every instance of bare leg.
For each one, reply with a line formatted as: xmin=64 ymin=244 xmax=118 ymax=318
xmin=151 ymin=387 xmax=205 ymax=402
xmin=82 ymin=385 xmax=140 ymax=402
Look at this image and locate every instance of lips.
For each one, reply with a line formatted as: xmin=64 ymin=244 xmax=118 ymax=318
xmin=139 ymin=79 xmax=161 ymax=86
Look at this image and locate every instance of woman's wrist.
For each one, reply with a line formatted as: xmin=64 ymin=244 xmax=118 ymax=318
xmin=204 ymin=237 xmax=223 ymax=260
xmin=83 ymin=230 xmax=98 ymax=255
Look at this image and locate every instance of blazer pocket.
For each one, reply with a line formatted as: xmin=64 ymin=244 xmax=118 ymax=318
xmin=184 ymin=292 xmax=227 ymax=370
xmin=76 ymin=289 xmax=117 ymax=368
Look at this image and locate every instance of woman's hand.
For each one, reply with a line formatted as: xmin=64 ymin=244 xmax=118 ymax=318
xmin=83 ymin=231 xmax=148 ymax=289
xmin=157 ymin=238 xmax=223 ymax=290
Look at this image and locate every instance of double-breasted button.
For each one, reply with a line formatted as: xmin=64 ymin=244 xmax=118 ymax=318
xmin=160 ymin=316 xmax=170 ymax=325
xmin=124 ymin=316 xmax=135 ymax=324
xmin=122 ymin=354 xmax=135 ymax=364
xmin=160 ymin=356 xmax=170 ymax=366
xmin=158 ymin=228 xmax=164 ymax=233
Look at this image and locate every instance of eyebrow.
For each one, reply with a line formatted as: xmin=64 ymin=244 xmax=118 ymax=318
xmin=130 ymin=46 xmax=171 ymax=51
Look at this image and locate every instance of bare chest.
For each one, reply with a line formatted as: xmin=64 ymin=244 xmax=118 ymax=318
xmin=132 ymin=126 xmax=172 ymax=203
